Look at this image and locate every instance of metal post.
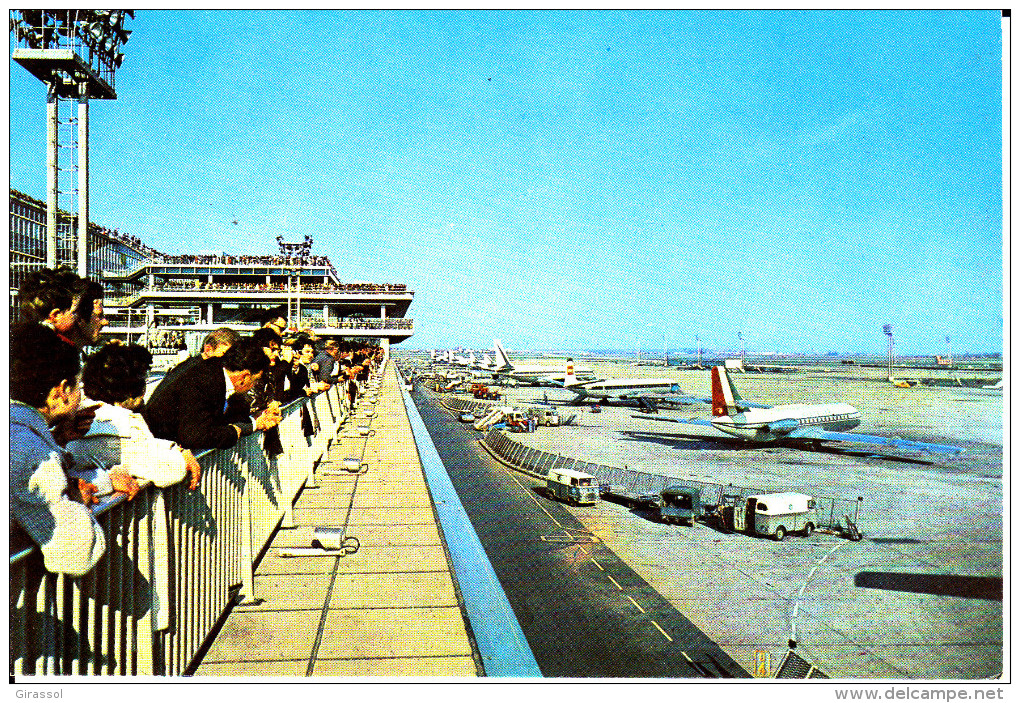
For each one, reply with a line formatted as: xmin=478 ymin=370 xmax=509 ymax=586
xmin=46 ymin=84 xmax=58 ymax=268
xmin=295 ymin=267 xmax=301 ymax=329
xmin=77 ymin=88 xmax=89 ymax=277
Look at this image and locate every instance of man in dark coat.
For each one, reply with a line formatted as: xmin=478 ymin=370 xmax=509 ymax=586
xmin=144 ymin=338 xmax=279 ymax=450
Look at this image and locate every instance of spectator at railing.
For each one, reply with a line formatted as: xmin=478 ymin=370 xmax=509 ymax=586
xmin=66 ymin=343 xmax=202 ymax=492
xmin=144 ymin=338 xmax=280 ymax=450
xmin=311 ymin=339 xmax=342 ymax=386
xmin=162 ymin=327 xmax=241 ymax=388
xmin=10 ymin=323 xmax=105 ymax=576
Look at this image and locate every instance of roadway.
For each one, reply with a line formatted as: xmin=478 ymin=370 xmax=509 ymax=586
xmin=412 ymin=388 xmax=749 ymax=678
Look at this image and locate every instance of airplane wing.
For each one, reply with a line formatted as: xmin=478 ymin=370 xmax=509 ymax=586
xmin=787 ymin=427 xmax=963 ymax=456
xmin=630 ymin=415 xmax=738 ymax=440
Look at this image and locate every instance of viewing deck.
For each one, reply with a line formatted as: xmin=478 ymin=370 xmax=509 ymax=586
xmin=195 ymin=366 xmax=477 ymax=676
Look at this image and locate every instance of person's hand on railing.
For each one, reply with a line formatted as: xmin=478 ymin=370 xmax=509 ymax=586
xmin=254 ymin=406 xmax=282 ymax=431
xmin=51 ymin=403 xmax=100 ymax=446
xmin=71 ymin=477 xmax=101 ymax=507
xmin=109 ymin=469 xmax=141 ymax=500
xmin=182 ymin=449 xmax=202 ymax=490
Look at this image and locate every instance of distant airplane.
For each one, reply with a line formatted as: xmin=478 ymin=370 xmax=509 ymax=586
xmin=634 ymin=366 xmax=963 ymax=456
xmin=490 ymin=339 xmax=595 ymax=385
xmin=561 ymin=359 xmax=682 ymax=404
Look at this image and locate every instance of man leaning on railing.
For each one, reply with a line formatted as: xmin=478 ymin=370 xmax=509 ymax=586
xmin=10 ymin=324 xmax=105 ymax=576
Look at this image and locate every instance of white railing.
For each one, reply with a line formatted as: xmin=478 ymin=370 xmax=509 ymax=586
xmin=10 ymin=382 xmax=352 ymax=676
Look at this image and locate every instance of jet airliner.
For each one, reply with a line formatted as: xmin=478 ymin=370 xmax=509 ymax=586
xmin=634 ymin=366 xmax=962 ymax=456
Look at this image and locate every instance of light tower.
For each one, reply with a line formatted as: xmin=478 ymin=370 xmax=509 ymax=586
xmin=738 ymin=332 xmax=745 ymax=368
xmin=883 ymin=324 xmax=894 ymax=380
xmin=11 ymin=10 xmax=132 ymax=276
xmin=277 ymin=233 xmax=313 ymax=330
xmin=696 ymin=334 xmax=702 ymax=368
xmin=946 ymin=335 xmax=952 ymax=368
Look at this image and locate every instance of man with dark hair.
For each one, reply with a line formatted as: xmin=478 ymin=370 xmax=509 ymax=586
xmin=144 ymin=338 xmax=281 ymax=450
xmin=64 ymin=278 xmax=108 ymax=349
xmin=17 ymin=267 xmax=80 ymax=337
xmin=260 ymin=305 xmax=288 ymax=335
xmin=10 ymin=323 xmax=106 ymax=576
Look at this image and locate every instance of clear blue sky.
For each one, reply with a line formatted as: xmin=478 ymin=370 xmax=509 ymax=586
xmin=9 ymin=10 xmax=1004 ymax=355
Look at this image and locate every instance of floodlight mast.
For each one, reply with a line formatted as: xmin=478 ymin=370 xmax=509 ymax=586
xmin=10 ymin=10 xmax=132 ymax=276
xmin=277 ymin=234 xmax=313 ymax=330
xmin=883 ymin=324 xmax=894 ymax=380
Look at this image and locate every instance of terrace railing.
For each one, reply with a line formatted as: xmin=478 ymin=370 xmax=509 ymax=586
xmin=10 ymin=383 xmax=350 ymax=676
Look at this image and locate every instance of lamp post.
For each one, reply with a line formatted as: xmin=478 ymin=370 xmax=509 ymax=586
xmin=696 ymin=334 xmax=702 ymax=368
xmin=883 ymin=324 xmax=894 ymax=380
xmin=11 ymin=10 xmax=132 ymax=276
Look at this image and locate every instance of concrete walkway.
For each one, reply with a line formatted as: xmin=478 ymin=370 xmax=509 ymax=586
xmin=195 ymin=365 xmax=479 ymax=677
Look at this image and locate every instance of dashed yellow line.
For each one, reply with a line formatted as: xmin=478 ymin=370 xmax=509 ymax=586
xmin=503 ymin=468 xmax=563 ymax=529
xmin=651 ymin=620 xmax=674 ymax=642
xmin=501 ymin=464 xmax=680 ymax=649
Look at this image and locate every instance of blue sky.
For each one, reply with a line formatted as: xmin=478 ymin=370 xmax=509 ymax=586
xmin=9 ymin=10 xmax=1004 ymax=354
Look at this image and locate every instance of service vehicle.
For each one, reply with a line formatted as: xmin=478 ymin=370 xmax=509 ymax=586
xmin=746 ymin=492 xmax=816 ymax=541
xmin=546 ymin=468 xmax=599 ymax=505
xmin=659 ymin=485 xmax=702 ymax=526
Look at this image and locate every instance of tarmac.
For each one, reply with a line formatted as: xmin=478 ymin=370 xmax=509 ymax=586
xmin=476 ymin=362 xmax=1003 ymax=678
xmin=194 ymin=364 xmax=479 ymax=677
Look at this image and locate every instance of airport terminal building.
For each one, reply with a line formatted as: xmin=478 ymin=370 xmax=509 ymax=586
xmin=9 ymin=188 xmax=414 ymax=353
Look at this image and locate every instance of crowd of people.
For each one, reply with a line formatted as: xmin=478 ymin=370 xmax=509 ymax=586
xmin=10 ymin=271 xmax=384 ymax=577
xmin=96 ymin=226 xmax=166 ymax=260
xmin=148 ymin=280 xmax=408 ymax=294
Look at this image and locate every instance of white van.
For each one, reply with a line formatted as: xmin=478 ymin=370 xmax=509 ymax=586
xmin=747 ymin=492 xmax=816 ymax=541
xmin=546 ymin=468 xmax=599 ymax=506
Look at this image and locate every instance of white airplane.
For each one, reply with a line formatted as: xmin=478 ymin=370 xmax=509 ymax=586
xmin=635 ymin=366 xmax=962 ymax=456
xmin=491 ymin=339 xmax=595 ymax=385
xmin=562 ymin=360 xmax=682 ymax=402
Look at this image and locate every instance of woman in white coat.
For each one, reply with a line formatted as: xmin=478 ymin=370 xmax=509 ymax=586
xmin=66 ymin=343 xmax=201 ymax=493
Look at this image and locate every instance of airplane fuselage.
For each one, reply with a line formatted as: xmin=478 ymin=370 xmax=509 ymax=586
xmin=711 ymin=402 xmax=861 ymax=442
xmin=569 ymin=379 xmax=680 ymax=399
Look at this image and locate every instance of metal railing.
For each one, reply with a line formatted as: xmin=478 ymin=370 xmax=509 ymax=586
xmin=10 ymin=382 xmax=350 ymax=676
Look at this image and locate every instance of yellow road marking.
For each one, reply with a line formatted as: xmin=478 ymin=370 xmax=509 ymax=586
xmin=590 ymin=557 xmax=604 ymax=571
xmin=626 ymin=595 xmax=645 ymax=613
xmin=650 ymin=620 xmax=674 ymax=642
xmin=504 ymin=468 xmax=563 ymax=529
xmin=607 ymin=574 xmax=623 ymax=590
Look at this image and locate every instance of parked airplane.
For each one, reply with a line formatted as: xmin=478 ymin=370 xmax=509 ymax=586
xmin=561 ymin=360 xmax=682 ymax=404
xmin=634 ymin=366 xmax=962 ymax=456
xmin=491 ymin=339 xmax=595 ymax=385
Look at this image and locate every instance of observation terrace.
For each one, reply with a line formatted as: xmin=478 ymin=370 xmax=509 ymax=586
xmin=100 ymin=256 xmax=414 ymax=346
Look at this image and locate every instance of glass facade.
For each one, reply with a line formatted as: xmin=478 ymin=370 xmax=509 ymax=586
xmin=9 ymin=188 xmax=149 ymax=317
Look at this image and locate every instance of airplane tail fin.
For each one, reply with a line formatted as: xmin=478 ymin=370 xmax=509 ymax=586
xmin=711 ymin=366 xmax=747 ymax=416
xmin=563 ymin=359 xmax=580 ymax=387
xmin=492 ymin=339 xmax=512 ymax=370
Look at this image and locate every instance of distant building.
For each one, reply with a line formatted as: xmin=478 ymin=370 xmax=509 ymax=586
xmin=9 ymin=188 xmax=414 ymax=353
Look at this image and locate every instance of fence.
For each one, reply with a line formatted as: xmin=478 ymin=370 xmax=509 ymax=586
xmin=11 ymin=381 xmax=351 ymax=676
xmin=481 ymin=428 xmax=860 ymax=531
